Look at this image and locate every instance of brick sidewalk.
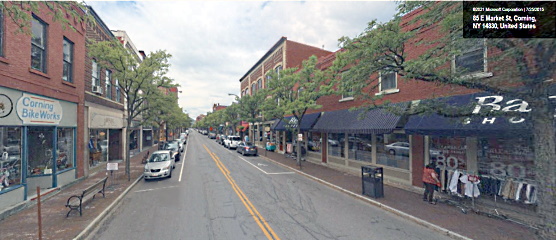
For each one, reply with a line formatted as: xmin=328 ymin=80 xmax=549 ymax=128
xmin=0 ymin=145 xmax=157 ymax=240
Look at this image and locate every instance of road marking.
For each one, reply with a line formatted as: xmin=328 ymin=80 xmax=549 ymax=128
xmin=134 ymin=185 xmax=179 ymax=193
xmin=238 ymin=156 xmax=293 ymax=175
xmin=178 ymin=138 xmax=189 ymax=182
xmin=203 ymin=145 xmax=281 ymax=240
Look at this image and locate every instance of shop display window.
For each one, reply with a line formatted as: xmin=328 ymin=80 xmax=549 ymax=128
xmin=347 ymin=134 xmax=372 ymax=162
xmin=328 ymin=133 xmax=344 ymax=157
xmin=307 ymin=132 xmax=322 ymax=153
xmin=478 ymin=137 xmax=534 ymax=180
xmin=28 ymin=127 xmax=54 ymax=176
xmin=1 ymin=127 xmax=22 ymax=191
xmin=89 ymin=129 xmax=108 ymax=167
xmin=376 ymin=133 xmax=409 ymax=170
xmin=429 ymin=136 xmax=467 ymax=170
xmin=57 ymin=128 xmax=74 ymax=171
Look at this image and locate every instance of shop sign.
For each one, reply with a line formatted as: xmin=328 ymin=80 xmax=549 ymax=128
xmin=464 ymin=95 xmax=555 ymax=125
xmin=286 ymin=117 xmax=298 ymax=129
xmin=16 ymin=93 xmax=63 ymax=125
xmin=0 ymin=94 xmax=14 ymax=118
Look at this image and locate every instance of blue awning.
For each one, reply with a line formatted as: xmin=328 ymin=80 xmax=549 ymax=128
xmin=312 ymin=102 xmax=408 ymax=134
xmin=272 ymin=112 xmax=321 ymax=131
xmin=404 ymin=93 xmax=534 ymax=137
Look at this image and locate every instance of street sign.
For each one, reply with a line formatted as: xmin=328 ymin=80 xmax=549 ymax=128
xmin=107 ymin=162 xmax=118 ymax=171
xmin=298 ymin=134 xmax=303 ymax=141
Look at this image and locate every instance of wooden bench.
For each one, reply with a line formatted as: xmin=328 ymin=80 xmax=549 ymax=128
xmin=65 ymin=177 xmax=108 ymax=217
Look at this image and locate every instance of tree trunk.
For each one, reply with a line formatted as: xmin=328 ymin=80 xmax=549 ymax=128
xmin=125 ymin=121 xmax=132 ymax=181
xmin=296 ymin=126 xmax=301 ymax=167
xmin=531 ymin=106 xmax=556 ymax=240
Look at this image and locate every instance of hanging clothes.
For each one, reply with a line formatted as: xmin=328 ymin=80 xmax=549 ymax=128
xmin=449 ymin=170 xmax=461 ymax=194
xmin=459 ymin=174 xmax=481 ymax=198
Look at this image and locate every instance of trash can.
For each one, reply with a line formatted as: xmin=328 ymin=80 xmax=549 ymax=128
xmin=361 ymin=166 xmax=384 ymax=198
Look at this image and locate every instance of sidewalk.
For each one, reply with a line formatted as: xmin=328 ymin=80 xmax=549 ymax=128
xmin=0 ymin=143 xmax=537 ymax=240
xmin=260 ymin=149 xmax=537 ymax=240
xmin=0 ymin=145 xmax=157 ymax=240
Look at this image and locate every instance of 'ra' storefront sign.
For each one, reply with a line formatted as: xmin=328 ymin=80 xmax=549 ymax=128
xmin=16 ymin=93 xmax=63 ymax=125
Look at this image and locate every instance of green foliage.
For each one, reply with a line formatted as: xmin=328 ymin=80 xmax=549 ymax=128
xmin=88 ymin=40 xmax=176 ymax=126
xmin=0 ymin=1 xmax=93 ymax=34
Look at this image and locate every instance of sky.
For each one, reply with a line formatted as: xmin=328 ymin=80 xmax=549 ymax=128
xmin=86 ymin=0 xmax=399 ymax=120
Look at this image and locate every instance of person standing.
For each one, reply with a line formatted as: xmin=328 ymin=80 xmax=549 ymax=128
xmin=423 ymin=163 xmax=441 ymax=204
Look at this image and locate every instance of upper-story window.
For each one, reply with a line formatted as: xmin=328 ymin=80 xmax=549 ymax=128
xmin=115 ymin=78 xmax=121 ymax=102
xmin=251 ymin=83 xmax=256 ymax=95
xmin=379 ymin=72 xmax=397 ymax=92
xmin=92 ymin=60 xmax=101 ymax=87
xmin=31 ymin=16 xmax=47 ymax=73
xmin=62 ymin=38 xmax=73 ymax=83
xmin=454 ymin=39 xmax=490 ymax=78
xmin=340 ymin=70 xmax=353 ymax=100
xmin=257 ymin=79 xmax=263 ymax=90
xmin=0 ymin=9 xmax=4 ymax=57
xmin=275 ymin=65 xmax=283 ymax=78
xmin=106 ymin=70 xmax=112 ymax=99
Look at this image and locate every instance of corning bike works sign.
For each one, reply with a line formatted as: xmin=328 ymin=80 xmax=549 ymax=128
xmin=16 ymin=93 xmax=63 ymax=125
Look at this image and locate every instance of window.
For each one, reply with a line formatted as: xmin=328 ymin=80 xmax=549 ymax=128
xmin=0 ymin=127 xmax=22 ymax=191
xmin=328 ymin=133 xmax=345 ymax=158
xmin=347 ymin=134 xmax=372 ymax=162
xmin=251 ymin=83 xmax=256 ymax=95
xmin=106 ymin=70 xmax=112 ymax=99
xmin=28 ymin=127 xmax=54 ymax=176
xmin=340 ymin=70 xmax=353 ymax=100
xmin=376 ymin=133 xmax=410 ymax=170
xmin=379 ymin=72 xmax=397 ymax=91
xmin=0 ymin=9 xmax=4 ymax=57
xmin=92 ymin=60 xmax=100 ymax=87
xmin=31 ymin=16 xmax=47 ymax=73
xmin=257 ymin=79 xmax=263 ymax=90
xmin=57 ymin=128 xmax=75 ymax=171
xmin=62 ymin=38 xmax=73 ymax=82
xmin=115 ymin=78 xmax=121 ymax=102
xmin=275 ymin=65 xmax=282 ymax=75
xmin=454 ymin=39 xmax=487 ymax=76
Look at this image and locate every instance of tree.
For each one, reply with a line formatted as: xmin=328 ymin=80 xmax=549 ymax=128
xmin=235 ymin=92 xmax=266 ymax=141
xmin=88 ymin=40 xmax=175 ymax=181
xmin=336 ymin=1 xmax=555 ymax=238
xmin=262 ymin=55 xmax=334 ymax=166
xmin=223 ymin=103 xmax=241 ymax=135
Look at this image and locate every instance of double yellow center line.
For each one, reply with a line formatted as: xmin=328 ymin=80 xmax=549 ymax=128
xmin=203 ymin=145 xmax=281 ymax=240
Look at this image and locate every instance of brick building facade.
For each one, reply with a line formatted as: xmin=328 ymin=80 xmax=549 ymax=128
xmin=0 ymin=3 xmax=86 ymax=211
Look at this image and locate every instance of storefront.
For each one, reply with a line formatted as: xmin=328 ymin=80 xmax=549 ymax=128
xmin=311 ymin=103 xmax=411 ymax=185
xmin=1 ymin=87 xmax=77 ymax=211
xmin=405 ymin=93 xmax=543 ymax=222
xmin=87 ymin=104 xmax=124 ymax=169
xmin=271 ymin=113 xmax=321 ymax=154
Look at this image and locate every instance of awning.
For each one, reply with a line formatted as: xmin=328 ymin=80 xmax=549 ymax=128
xmin=312 ymin=102 xmax=408 ymax=134
xmin=404 ymin=93 xmax=534 ymax=137
xmin=272 ymin=112 xmax=321 ymax=131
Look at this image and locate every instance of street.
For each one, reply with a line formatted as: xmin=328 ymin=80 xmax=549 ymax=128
xmin=92 ymin=131 xmax=453 ymax=240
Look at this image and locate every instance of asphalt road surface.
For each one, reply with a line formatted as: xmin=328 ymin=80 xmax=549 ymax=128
xmin=92 ymin=131 xmax=453 ymax=240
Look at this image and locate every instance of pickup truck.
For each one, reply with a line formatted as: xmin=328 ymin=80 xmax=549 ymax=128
xmin=224 ymin=136 xmax=242 ymax=149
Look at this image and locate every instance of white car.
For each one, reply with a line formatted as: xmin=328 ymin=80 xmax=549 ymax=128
xmin=225 ymin=136 xmax=242 ymax=149
xmin=144 ymin=150 xmax=175 ymax=180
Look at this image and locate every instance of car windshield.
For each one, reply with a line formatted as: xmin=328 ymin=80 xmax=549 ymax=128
xmin=148 ymin=153 xmax=169 ymax=163
xmin=245 ymin=142 xmax=254 ymax=147
xmin=231 ymin=137 xmax=241 ymax=141
xmin=165 ymin=143 xmax=178 ymax=150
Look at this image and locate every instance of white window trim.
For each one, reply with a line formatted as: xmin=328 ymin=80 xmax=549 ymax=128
xmin=375 ymin=72 xmax=399 ymax=96
xmin=339 ymin=96 xmax=354 ymax=102
xmin=452 ymin=38 xmax=493 ymax=79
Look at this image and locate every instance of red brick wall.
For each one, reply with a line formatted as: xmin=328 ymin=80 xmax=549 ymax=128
xmin=285 ymin=40 xmax=331 ymax=69
xmin=411 ymin=135 xmax=425 ymax=187
xmin=0 ymin=3 xmax=87 ymax=177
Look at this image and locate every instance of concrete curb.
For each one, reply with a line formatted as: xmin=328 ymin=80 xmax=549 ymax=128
xmin=260 ymin=155 xmax=472 ymax=240
xmin=74 ymin=174 xmax=144 ymax=240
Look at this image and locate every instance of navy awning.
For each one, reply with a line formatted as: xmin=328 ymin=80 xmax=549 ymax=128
xmin=404 ymin=93 xmax=534 ymax=137
xmin=312 ymin=102 xmax=408 ymax=134
xmin=272 ymin=112 xmax=321 ymax=131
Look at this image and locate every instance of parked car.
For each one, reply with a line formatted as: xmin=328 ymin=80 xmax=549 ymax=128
xmin=237 ymin=142 xmax=258 ymax=156
xmin=384 ymin=142 xmax=410 ymax=156
xmin=224 ymin=136 xmax=242 ymax=149
xmin=208 ymin=132 xmax=217 ymax=139
xmin=144 ymin=150 xmax=175 ymax=180
xmin=164 ymin=141 xmax=180 ymax=160
xmin=217 ymin=135 xmax=227 ymax=145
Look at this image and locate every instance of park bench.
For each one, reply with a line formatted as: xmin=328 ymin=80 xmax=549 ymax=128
xmin=65 ymin=177 xmax=108 ymax=217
